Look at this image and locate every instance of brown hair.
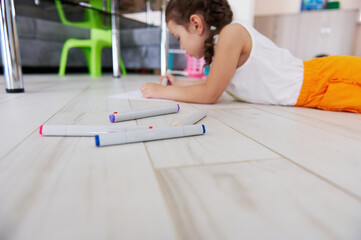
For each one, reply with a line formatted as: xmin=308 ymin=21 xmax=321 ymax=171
xmin=166 ymin=0 xmax=233 ymax=66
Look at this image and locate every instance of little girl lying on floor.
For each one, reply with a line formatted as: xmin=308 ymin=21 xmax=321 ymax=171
xmin=140 ymin=0 xmax=361 ymax=113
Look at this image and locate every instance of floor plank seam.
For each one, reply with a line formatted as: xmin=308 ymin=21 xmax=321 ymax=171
xmin=153 ymin=157 xmax=282 ymax=171
xmin=142 ymin=142 xmax=183 ymax=240
xmin=212 ymin=116 xmax=361 ymax=203
xmin=56 ymin=85 xmax=92 ymax=113
xmin=0 ymin=84 xmax=90 ymax=161
xmin=0 ymin=126 xmax=42 ymax=161
xmin=282 ymin=157 xmax=361 ymax=202
xmin=252 ymin=105 xmax=361 ymax=141
xmin=125 ymin=85 xmax=182 ymax=239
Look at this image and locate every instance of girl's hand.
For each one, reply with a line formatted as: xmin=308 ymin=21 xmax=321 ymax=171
xmin=160 ymin=73 xmax=179 ymax=86
xmin=140 ymin=82 xmax=166 ymax=99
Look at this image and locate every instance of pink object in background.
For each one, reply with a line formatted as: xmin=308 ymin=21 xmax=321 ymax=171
xmin=184 ymin=54 xmax=206 ymax=78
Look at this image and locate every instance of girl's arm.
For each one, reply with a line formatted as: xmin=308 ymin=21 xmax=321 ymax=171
xmin=141 ymin=24 xmax=251 ymax=104
xmin=160 ymin=73 xmax=206 ymax=86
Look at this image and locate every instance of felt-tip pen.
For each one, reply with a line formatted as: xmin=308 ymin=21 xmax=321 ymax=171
xmin=161 ymin=77 xmax=168 ymax=86
xmin=109 ymin=104 xmax=180 ymax=123
xmin=173 ymin=110 xmax=207 ymax=126
xmin=95 ymin=124 xmax=206 ymax=147
xmin=39 ymin=125 xmax=151 ymax=136
xmin=161 ymin=69 xmax=171 ymax=85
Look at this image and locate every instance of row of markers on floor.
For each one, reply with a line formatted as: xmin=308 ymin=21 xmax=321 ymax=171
xmin=39 ymin=104 xmax=207 ymax=147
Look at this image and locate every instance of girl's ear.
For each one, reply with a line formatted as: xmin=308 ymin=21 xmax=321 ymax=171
xmin=189 ymin=14 xmax=204 ymax=35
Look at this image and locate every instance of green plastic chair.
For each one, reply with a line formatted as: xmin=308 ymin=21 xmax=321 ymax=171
xmin=55 ymin=0 xmax=126 ymax=77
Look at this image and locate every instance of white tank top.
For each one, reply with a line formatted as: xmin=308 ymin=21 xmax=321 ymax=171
xmin=222 ymin=19 xmax=304 ymax=105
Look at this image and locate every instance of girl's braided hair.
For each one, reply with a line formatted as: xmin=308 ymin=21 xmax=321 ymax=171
xmin=166 ymin=0 xmax=233 ymax=66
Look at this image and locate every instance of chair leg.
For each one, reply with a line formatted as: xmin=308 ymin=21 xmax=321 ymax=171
xmin=58 ymin=41 xmax=71 ymax=76
xmin=90 ymin=44 xmax=102 ymax=77
xmin=120 ymin=57 xmax=127 ymax=76
xmin=80 ymin=48 xmax=92 ymax=74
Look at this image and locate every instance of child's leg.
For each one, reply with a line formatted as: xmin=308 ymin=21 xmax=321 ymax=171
xmin=295 ymin=56 xmax=361 ymax=113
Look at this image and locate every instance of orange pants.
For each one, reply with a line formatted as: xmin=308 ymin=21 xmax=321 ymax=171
xmin=295 ymin=55 xmax=361 ymax=113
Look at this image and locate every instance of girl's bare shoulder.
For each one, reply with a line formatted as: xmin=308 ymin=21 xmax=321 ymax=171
xmin=218 ymin=22 xmax=252 ymax=48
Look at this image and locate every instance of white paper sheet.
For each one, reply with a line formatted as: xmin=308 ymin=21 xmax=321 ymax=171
xmin=108 ymin=90 xmax=173 ymax=102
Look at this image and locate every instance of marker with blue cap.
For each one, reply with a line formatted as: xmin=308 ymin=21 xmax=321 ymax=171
xmin=109 ymin=104 xmax=180 ymax=123
xmin=95 ymin=124 xmax=206 ymax=147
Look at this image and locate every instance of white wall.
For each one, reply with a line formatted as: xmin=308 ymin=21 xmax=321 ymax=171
xmin=228 ymin=0 xmax=255 ymax=25
xmin=255 ymin=0 xmax=361 ymax=16
xmin=124 ymin=0 xmax=257 ymax=26
xmin=255 ymin=0 xmax=300 ymax=15
xmin=341 ymin=0 xmax=361 ymax=9
xmin=124 ymin=0 xmax=360 ymax=24
xmin=253 ymin=0 xmax=361 ymax=57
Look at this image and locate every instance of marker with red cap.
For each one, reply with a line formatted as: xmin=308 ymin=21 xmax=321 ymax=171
xmin=95 ymin=124 xmax=206 ymax=147
xmin=109 ymin=104 xmax=180 ymax=123
xmin=39 ymin=125 xmax=151 ymax=137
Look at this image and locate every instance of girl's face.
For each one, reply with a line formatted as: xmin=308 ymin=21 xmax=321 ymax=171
xmin=167 ymin=18 xmax=209 ymax=59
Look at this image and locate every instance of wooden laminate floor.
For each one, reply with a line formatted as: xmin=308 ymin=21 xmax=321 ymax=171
xmin=0 ymin=74 xmax=360 ymax=240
